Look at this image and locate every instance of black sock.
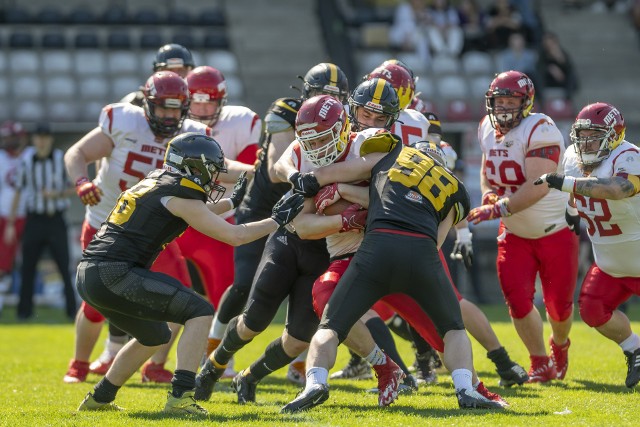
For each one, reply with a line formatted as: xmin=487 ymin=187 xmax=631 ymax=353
xmin=249 ymin=337 xmax=296 ymax=381
xmin=348 ymin=348 xmax=362 ymax=361
xmin=171 ymin=369 xmax=196 ymax=397
xmin=214 ymin=316 xmax=252 ymax=365
xmin=366 ymin=317 xmax=410 ymax=375
xmin=487 ymin=346 xmax=514 ymax=371
xmin=387 ymin=314 xmax=414 ymax=342
xmin=409 ymin=326 xmax=433 ymax=355
xmin=93 ymin=378 xmax=121 ymax=403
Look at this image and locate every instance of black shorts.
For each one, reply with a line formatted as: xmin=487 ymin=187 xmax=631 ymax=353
xmin=242 ymin=228 xmax=329 ymax=342
xmin=320 ymin=230 xmax=464 ymax=342
xmin=76 ymin=260 xmax=214 ymax=346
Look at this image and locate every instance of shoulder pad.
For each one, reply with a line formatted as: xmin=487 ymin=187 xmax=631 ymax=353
xmin=264 ymin=98 xmax=302 ymax=133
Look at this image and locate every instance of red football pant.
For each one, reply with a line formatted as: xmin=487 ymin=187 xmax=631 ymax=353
xmin=0 ymin=217 xmax=26 ymax=273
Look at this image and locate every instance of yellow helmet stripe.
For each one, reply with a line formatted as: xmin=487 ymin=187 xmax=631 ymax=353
xmin=276 ymin=100 xmax=298 ymax=114
xmin=372 ymin=79 xmax=386 ymax=105
xmin=328 ymin=64 xmax=338 ymax=87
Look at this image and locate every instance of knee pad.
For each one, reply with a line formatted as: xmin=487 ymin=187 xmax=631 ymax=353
xmin=137 ymin=324 xmax=172 ymax=347
xmin=579 ymin=295 xmax=611 ymax=328
xmin=217 ymin=285 xmax=250 ymax=323
xmin=181 ymin=294 xmax=215 ymax=322
xmin=506 ymin=297 xmax=534 ymax=320
xmin=312 ymin=272 xmax=340 ymax=319
xmin=82 ymin=301 xmax=106 ymax=323
xmin=546 ymin=300 xmax=574 ymax=323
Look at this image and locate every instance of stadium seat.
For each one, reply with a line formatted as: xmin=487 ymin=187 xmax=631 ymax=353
xmin=133 ymin=9 xmax=161 ymax=25
xmin=461 ymin=51 xmax=496 ymax=76
xmin=69 ymin=7 xmax=96 ymax=25
xmin=544 ymin=97 xmax=575 ymax=121
xmin=203 ymin=31 xmax=230 ymax=50
xmin=139 ymin=50 xmax=159 ymax=72
xmin=205 ymin=51 xmax=239 ymax=75
xmin=45 ymin=75 xmax=77 ymax=99
xmin=0 ymin=53 xmax=6 ymax=76
xmin=396 ymin=52 xmax=429 ymax=75
xmin=42 ymin=50 xmax=74 ymax=74
xmin=469 ymin=75 xmax=493 ymax=99
xmin=171 ymin=32 xmax=197 ymax=50
xmin=8 ymin=51 xmax=40 ymax=74
xmin=5 ymin=7 xmax=32 ymax=24
xmin=15 ymin=101 xmax=45 ymax=122
xmin=359 ymin=22 xmax=390 ymax=49
xmin=78 ymin=76 xmax=110 ymax=100
xmin=0 ymin=75 xmax=9 ymax=98
xmin=111 ymin=75 xmax=142 ymax=99
xmin=199 ymin=8 xmax=227 ymax=26
xmin=13 ymin=76 xmax=43 ymax=100
xmin=47 ymin=100 xmax=78 ymax=122
xmin=80 ymin=100 xmax=106 ymax=122
xmin=41 ymin=32 xmax=67 ymax=49
xmin=167 ymin=9 xmax=192 ymax=26
xmin=225 ymin=75 xmax=244 ymax=99
xmin=357 ymin=50 xmax=393 ymax=77
xmin=107 ymin=32 xmax=132 ymax=49
xmin=436 ymin=75 xmax=468 ymax=100
xmin=9 ymin=32 xmax=35 ymax=49
xmin=36 ymin=7 xmax=65 ymax=24
xmin=415 ymin=76 xmax=437 ymax=100
xmin=103 ymin=7 xmax=129 ymax=25
xmin=74 ymin=51 xmax=106 ymax=76
xmin=431 ymin=54 xmax=461 ymax=76
xmin=107 ymin=51 xmax=140 ymax=75
xmin=75 ymin=32 xmax=100 ymax=49
xmin=445 ymin=99 xmax=475 ymax=122
xmin=140 ymin=31 xmax=164 ymax=49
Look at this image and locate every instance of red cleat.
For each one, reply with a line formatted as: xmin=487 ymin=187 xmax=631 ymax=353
xmin=475 ymin=381 xmax=509 ymax=407
xmin=527 ymin=355 xmax=557 ymax=383
xmin=373 ymin=354 xmax=405 ymax=407
xmin=89 ymin=353 xmax=115 ymax=376
xmin=549 ymin=337 xmax=570 ymax=380
xmin=63 ymin=359 xmax=90 ymax=383
xmin=141 ymin=361 xmax=173 ymax=383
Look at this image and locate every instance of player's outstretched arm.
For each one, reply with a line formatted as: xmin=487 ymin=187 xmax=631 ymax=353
xmin=535 ymin=173 xmax=639 ymax=200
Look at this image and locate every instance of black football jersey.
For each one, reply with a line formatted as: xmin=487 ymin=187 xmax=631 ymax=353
xmin=238 ymin=97 xmax=302 ymax=219
xmin=84 ymin=169 xmax=207 ymax=267
xmin=367 ymin=142 xmax=470 ymax=240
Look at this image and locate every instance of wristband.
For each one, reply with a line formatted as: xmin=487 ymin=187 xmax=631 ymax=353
xmin=561 ymin=176 xmax=576 ymax=193
xmin=496 ymin=198 xmax=512 ymax=217
xmin=566 ymin=202 xmax=578 ymax=216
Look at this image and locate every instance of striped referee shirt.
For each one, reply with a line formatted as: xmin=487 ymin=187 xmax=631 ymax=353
xmin=16 ymin=148 xmax=70 ymax=216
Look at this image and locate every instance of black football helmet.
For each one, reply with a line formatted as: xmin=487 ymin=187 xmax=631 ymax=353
xmin=348 ymin=78 xmax=400 ymax=131
xmin=164 ymin=132 xmax=227 ymax=202
xmin=153 ymin=43 xmax=196 ymax=74
xmin=301 ymin=63 xmax=349 ymax=103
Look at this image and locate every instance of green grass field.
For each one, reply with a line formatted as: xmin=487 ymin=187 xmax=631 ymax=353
xmin=1 ymin=305 xmax=638 ymax=427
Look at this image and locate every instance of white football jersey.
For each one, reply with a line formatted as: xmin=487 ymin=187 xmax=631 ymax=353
xmin=390 ymin=108 xmax=430 ymax=147
xmin=0 ymin=147 xmax=35 ymax=217
xmin=86 ymin=103 xmax=211 ymax=228
xmin=563 ymin=141 xmax=640 ymax=277
xmin=478 ymin=113 xmax=568 ymax=239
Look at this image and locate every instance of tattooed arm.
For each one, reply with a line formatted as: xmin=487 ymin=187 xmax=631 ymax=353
xmin=535 ymin=173 xmax=640 ymax=200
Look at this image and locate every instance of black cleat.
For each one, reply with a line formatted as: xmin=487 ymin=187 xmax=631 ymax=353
xmin=281 ymin=383 xmax=329 ymax=413
xmin=194 ymin=360 xmax=225 ymax=401
xmin=231 ymin=373 xmax=257 ymax=404
xmin=624 ymin=348 xmax=640 ymax=388
xmin=456 ymin=388 xmax=505 ymax=410
xmin=497 ymin=362 xmax=529 ymax=387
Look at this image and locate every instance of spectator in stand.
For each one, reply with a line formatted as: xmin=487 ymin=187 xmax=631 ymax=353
xmin=426 ymin=0 xmax=465 ymax=57
xmin=485 ymin=0 xmax=525 ymax=51
xmin=7 ymin=123 xmax=77 ymax=320
xmin=0 ymin=122 xmax=31 ymax=314
xmin=457 ymin=0 xmax=489 ymax=52
xmin=537 ymin=32 xmax=579 ymax=101
xmin=389 ymin=0 xmax=432 ymax=64
xmin=497 ymin=32 xmax=541 ymax=95
xmin=510 ymin=0 xmax=543 ymax=46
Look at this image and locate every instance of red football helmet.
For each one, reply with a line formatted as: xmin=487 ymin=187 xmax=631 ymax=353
xmin=368 ymin=63 xmax=415 ymax=110
xmin=186 ymin=66 xmax=227 ymax=128
xmin=485 ymin=70 xmax=535 ymax=133
xmin=570 ymin=102 xmax=626 ymax=166
xmin=143 ymin=71 xmax=190 ymax=138
xmin=295 ymin=95 xmax=350 ymax=167
xmin=0 ymin=121 xmax=27 ymax=152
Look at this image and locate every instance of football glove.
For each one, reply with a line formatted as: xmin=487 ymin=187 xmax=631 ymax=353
xmin=481 ymin=190 xmax=499 ymax=205
xmin=340 ymin=204 xmax=367 ymax=232
xmin=271 ymin=193 xmax=305 ymax=227
xmin=288 ymin=171 xmax=320 ymax=197
xmin=75 ymin=177 xmax=103 ymax=206
xmin=314 ymin=183 xmax=341 ymax=213
xmin=450 ymin=227 xmax=473 ymax=270
xmin=467 ymin=199 xmax=511 ymax=224
xmin=229 ymin=171 xmax=248 ymax=208
xmin=565 ymin=203 xmax=581 ymax=236
xmin=534 ymin=173 xmax=576 ymax=192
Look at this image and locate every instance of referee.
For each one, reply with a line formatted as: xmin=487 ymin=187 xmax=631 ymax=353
xmin=7 ymin=123 xmax=77 ymax=320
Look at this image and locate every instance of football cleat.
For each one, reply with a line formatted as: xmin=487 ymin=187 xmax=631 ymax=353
xmin=366 ymin=374 xmax=418 ymax=394
xmin=456 ymin=388 xmax=505 ymax=409
xmin=89 ymin=351 xmax=115 ymax=376
xmin=373 ymin=355 xmax=405 ymax=407
xmin=475 ymin=381 xmax=509 ymax=408
xmin=280 ymin=383 xmax=329 ymax=413
xmin=231 ymin=373 xmax=258 ymax=404
xmin=414 ymin=351 xmax=438 ymax=384
xmin=549 ymin=337 xmax=570 ymax=380
xmin=221 ymin=356 xmax=237 ymax=379
xmin=330 ymin=355 xmax=373 ymax=380
xmin=164 ymin=391 xmax=208 ymax=416
xmin=77 ymin=392 xmax=124 ymax=411
xmin=624 ymin=348 xmax=640 ymax=388
xmin=63 ymin=359 xmax=89 ymax=384
xmin=497 ymin=362 xmax=529 ymax=387
xmin=194 ymin=360 xmax=225 ymax=401
xmin=287 ymin=360 xmax=306 ymax=385
xmin=527 ymin=355 xmax=557 ymax=383
xmin=141 ymin=361 xmax=173 ymax=383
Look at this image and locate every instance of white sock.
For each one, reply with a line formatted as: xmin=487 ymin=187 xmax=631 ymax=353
xmin=292 ymin=349 xmax=308 ymax=364
xmin=619 ymin=333 xmax=640 ymax=353
xmin=106 ymin=338 xmax=125 ymax=354
xmin=209 ymin=317 xmax=228 ymax=340
xmin=305 ymin=367 xmax=328 ymax=390
xmin=473 ymin=380 xmax=480 ymax=389
xmin=451 ymin=368 xmax=473 ymax=392
xmin=364 ymin=345 xmax=386 ymax=366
